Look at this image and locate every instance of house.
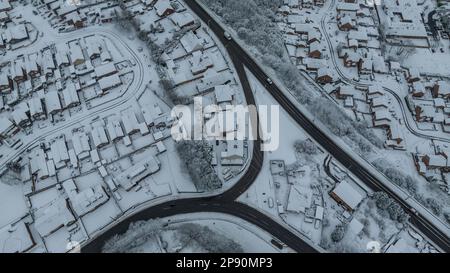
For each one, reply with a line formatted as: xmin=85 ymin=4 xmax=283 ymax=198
xmin=7 ymin=24 xmax=28 ymax=44
xmin=316 ymin=67 xmax=334 ymax=84
xmin=214 ymin=85 xmax=234 ymax=105
xmin=26 ymin=59 xmax=40 ymax=78
xmin=286 ymin=184 xmax=313 ymax=214
xmin=154 ymin=0 xmax=175 ymax=17
xmin=33 ymin=196 xmax=75 ymax=238
xmin=336 ymin=85 xmax=355 ymax=99
xmin=98 ymin=74 xmax=121 ymax=92
xmin=171 ymin=12 xmax=195 ymax=28
xmin=28 ymin=96 xmax=45 ymax=120
xmin=343 ymin=51 xmax=361 ymax=67
xmin=62 ymin=82 xmax=80 ymax=108
xmin=412 ymin=81 xmax=425 ymax=97
xmin=94 ymin=62 xmax=117 ymax=79
xmin=11 ymin=102 xmax=30 ymax=127
xmin=0 ymin=0 xmax=12 ymax=12
xmin=407 ymin=68 xmax=421 ymax=83
xmin=422 ymin=154 xmax=450 ymax=171
xmin=66 ymin=11 xmax=84 ymax=28
xmin=45 ymin=90 xmax=62 ymax=115
xmin=367 ymin=84 xmax=384 ymax=99
xmin=359 ymin=58 xmax=373 ymax=74
xmin=339 ymin=15 xmax=354 ymax=31
xmin=190 ymin=51 xmax=213 ymax=75
xmin=221 ymin=140 xmax=245 ymax=166
xmin=115 ymin=157 xmax=161 ymax=191
xmin=121 ymin=110 xmax=140 ymax=135
xmin=0 ymin=117 xmax=19 ymax=139
xmin=432 ymin=81 xmax=450 ymax=98
xmin=308 ymin=41 xmax=322 ymax=58
xmin=330 ymin=180 xmax=364 ymax=211
xmin=387 ymin=123 xmax=403 ymax=144
xmin=106 ymin=118 xmax=124 ymax=142
xmin=62 ymin=179 xmax=108 ymax=217
xmin=371 ymin=96 xmax=389 ymax=109
xmin=180 ymin=31 xmax=204 ymax=54
xmin=372 ymin=108 xmax=391 ymax=127
xmin=69 ymin=42 xmax=85 ymax=66
xmin=0 ymin=73 xmax=11 ymax=93
xmin=50 ymin=137 xmax=70 ymax=168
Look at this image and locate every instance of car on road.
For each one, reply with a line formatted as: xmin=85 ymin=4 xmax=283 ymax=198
xmin=224 ymin=31 xmax=232 ymax=40
xmin=266 ymin=77 xmax=273 ymax=85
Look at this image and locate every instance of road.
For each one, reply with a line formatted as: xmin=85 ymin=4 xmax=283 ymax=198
xmin=184 ymin=0 xmax=449 ymax=250
xmin=320 ymin=0 xmax=450 ymax=144
xmin=84 ymin=0 xmax=449 ymax=252
xmin=81 ymin=6 xmax=317 ymax=253
xmin=0 ymin=29 xmax=147 ymax=169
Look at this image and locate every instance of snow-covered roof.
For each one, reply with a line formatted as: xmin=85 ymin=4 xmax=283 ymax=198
xmin=331 ymin=180 xmax=364 ymax=210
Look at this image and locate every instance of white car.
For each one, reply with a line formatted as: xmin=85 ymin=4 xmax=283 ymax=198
xmin=224 ymin=31 xmax=232 ymax=40
xmin=266 ymin=78 xmax=273 ymax=85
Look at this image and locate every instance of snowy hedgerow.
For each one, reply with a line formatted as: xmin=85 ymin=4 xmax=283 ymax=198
xmin=294 ymin=139 xmax=318 ymax=155
xmin=425 ymin=198 xmax=443 ymax=216
xmin=176 ymin=140 xmax=222 ymax=191
xmin=177 ymin=223 xmax=243 ymax=253
xmin=372 ymin=192 xmax=408 ymax=223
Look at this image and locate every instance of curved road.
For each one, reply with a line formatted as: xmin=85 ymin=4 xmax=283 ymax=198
xmin=190 ymin=0 xmax=449 ymax=250
xmin=83 ymin=0 xmax=449 ymax=252
xmin=320 ymin=0 xmax=450 ymax=143
xmin=82 ymin=14 xmax=317 ymax=253
xmin=0 ymin=28 xmax=147 ymax=169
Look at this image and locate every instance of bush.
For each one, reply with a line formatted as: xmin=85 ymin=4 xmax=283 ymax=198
xmin=177 ymin=223 xmax=243 ymax=253
xmin=102 ymin=219 xmax=164 ymax=253
xmin=330 ymin=224 xmax=346 ymax=242
xmin=294 ymin=139 xmax=318 ymax=155
xmin=444 ymin=212 xmax=450 ymax=224
xmin=372 ymin=159 xmax=418 ymax=195
xmin=425 ymin=198 xmax=442 ymax=216
xmin=372 ymin=192 xmax=408 ymax=223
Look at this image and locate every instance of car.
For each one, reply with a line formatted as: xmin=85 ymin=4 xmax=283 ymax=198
xmin=440 ymin=48 xmax=445 ymax=53
xmin=224 ymin=31 xmax=232 ymax=40
xmin=266 ymin=77 xmax=273 ymax=85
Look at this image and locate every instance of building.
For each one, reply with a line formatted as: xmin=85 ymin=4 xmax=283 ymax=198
xmin=62 ymin=179 xmax=108 ymax=217
xmin=69 ymin=42 xmax=85 ymax=65
xmin=0 ymin=117 xmax=19 ymax=139
xmin=0 ymin=0 xmax=12 ymax=12
xmin=28 ymin=96 xmax=46 ymax=120
xmin=221 ymin=140 xmax=245 ymax=166
xmin=45 ymin=91 xmax=62 ymax=115
xmin=330 ymin=180 xmax=364 ymax=211
xmin=33 ymin=195 xmax=76 ymax=238
xmin=154 ymin=0 xmax=175 ymax=17
xmin=91 ymin=124 xmax=109 ymax=148
xmin=432 ymin=81 xmax=450 ymax=98
xmin=11 ymin=102 xmax=30 ymax=127
xmin=115 ymin=156 xmax=161 ymax=191
xmin=98 ymin=74 xmax=121 ymax=92
xmin=62 ymin=82 xmax=80 ymax=108
xmin=316 ymin=67 xmax=334 ymax=84
xmin=94 ymin=62 xmax=117 ymax=79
